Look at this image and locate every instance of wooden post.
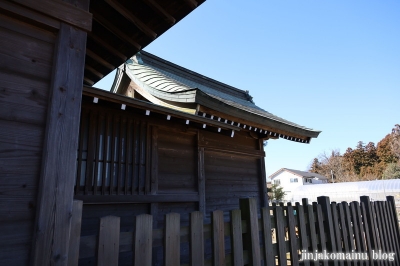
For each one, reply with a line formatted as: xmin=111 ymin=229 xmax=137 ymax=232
xmin=317 ymin=196 xmax=338 ymax=266
xmin=98 ymin=216 xmax=120 ymax=266
xmin=212 ymin=210 xmax=225 ymax=266
xmin=240 ymin=198 xmax=261 ymax=266
xmin=307 ymin=204 xmax=319 ymax=266
xmin=134 ymin=214 xmax=153 ymax=266
xmin=386 ymin=196 xmax=400 ymax=264
xmin=31 ymin=0 xmax=89 ymax=261
xmin=349 ymin=202 xmax=363 ymax=266
xmin=316 ymin=204 xmax=329 ymax=266
xmin=331 ymin=202 xmax=345 ymax=266
xmin=275 ymin=205 xmax=287 ymax=266
xmin=164 ymin=213 xmax=180 ymax=266
xmin=360 ymin=196 xmax=380 ymax=266
xmin=231 ymin=209 xmax=244 ymax=266
xmin=258 ymin=139 xmax=268 ymax=207
xmin=190 ymin=211 xmax=204 ymax=266
xmin=360 ymin=202 xmax=374 ymax=266
xmin=198 ymin=147 xmax=206 ymax=214
xmin=262 ymin=206 xmax=275 ymax=266
xmin=296 ymin=202 xmax=310 ymax=266
xmin=287 ymin=203 xmax=299 ymax=266
xmin=67 ymin=200 xmax=83 ymax=266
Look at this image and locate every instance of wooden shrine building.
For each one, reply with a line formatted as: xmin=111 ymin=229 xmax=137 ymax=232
xmin=0 ymin=0 xmax=320 ymax=265
xmin=73 ymin=51 xmax=321 ymax=263
xmin=0 ymin=0 xmax=206 ymax=265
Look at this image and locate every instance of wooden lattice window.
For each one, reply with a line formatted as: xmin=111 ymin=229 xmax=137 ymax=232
xmin=75 ymin=107 xmax=148 ymax=195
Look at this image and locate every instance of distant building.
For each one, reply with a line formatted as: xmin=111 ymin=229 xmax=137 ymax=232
xmin=269 ymin=168 xmax=328 ymax=201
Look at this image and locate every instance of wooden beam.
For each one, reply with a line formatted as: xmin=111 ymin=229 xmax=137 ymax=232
xmin=11 ymin=0 xmax=92 ymax=31
xmin=183 ymin=0 xmax=198 ymax=9
xmin=75 ymin=193 xmax=200 ymax=203
xmin=85 ymin=65 xmax=104 ymax=79
xmin=86 ymin=49 xmax=115 ymax=70
xmin=31 ymin=19 xmax=88 ymax=265
xmin=197 ymin=147 xmax=205 ymax=214
xmin=84 ymin=77 xmax=95 ymax=86
xmin=88 ymin=33 xmax=127 ymax=61
xmin=92 ymin=11 xmax=141 ymax=50
xmin=142 ymin=0 xmax=175 ymax=25
xmin=0 ymin=0 xmax=60 ymax=30
xmin=199 ymin=105 xmax=310 ymax=141
xmin=105 ymin=0 xmax=157 ymax=39
xmin=83 ymin=87 xmax=240 ymax=131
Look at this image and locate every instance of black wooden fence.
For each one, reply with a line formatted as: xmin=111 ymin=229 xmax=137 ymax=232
xmin=68 ymin=196 xmax=400 ymax=266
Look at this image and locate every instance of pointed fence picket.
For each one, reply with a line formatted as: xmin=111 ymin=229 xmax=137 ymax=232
xmin=69 ymin=196 xmax=400 ymax=266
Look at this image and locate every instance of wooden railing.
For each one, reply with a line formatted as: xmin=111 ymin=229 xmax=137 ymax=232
xmin=68 ymin=196 xmax=400 ymax=266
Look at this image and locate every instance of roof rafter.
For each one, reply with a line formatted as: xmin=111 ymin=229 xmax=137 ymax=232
xmin=141 ymin=0 xmax=175 ymax=25
xmin=105 ymin=0 xmax=157 ymax=39
xmin=183 ymin=0 xmax=198 ymax=9
xmin=92 ymin=11 xmax=141 ymax=50
xmin=86 ymin=49 xmax=115 ymax=70
xmin=88 ymin=33 xmax=127 ymax=61
xmin=85 ymin=65 xmax=104 ymax=79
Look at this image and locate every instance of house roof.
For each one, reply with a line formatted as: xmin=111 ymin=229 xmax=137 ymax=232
xmin=112 ymin=51 xmax=321 ymax=142
xmin=83 ymin=0 xmax=206 ymax=86
xmin=270 ymin=168 xmax=328 ymax=180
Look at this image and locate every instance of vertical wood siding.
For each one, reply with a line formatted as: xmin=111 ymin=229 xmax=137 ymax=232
xmin=0 ymin=14 xmax=55 ymax=265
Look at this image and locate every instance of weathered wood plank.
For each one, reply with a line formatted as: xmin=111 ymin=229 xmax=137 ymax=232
xmin=151 ymin=126 xmax=158 ymax=194
xmin=317 ymin=196 xmax=338 ymax=266
xmin=75 ymin=193 xmax=199 ymax=203
xmin=360 ymin=202 xmax=374 ymax=266
xmin=67 ymin=200 xmax=83 ymax=266
xmin=373 ymin=202 xmax=388 ymax=266
xmin=349 ymin=202 xmax=363 ymax=266
xmin=331 ymin=202 xmax=345 ymax=266
xmin=296 ymin=203 xmax=310 ymax=266
xmin=134 ymin=214 xmax=153 ymax=266
xmin=240 ymin=198 xmax=261 ymax=266
xmin=275 ymin=205 xmax=288 ymax=266
xmin=385 ymin=198 xmax=400 ymax=265
xmin=307 ymin=205 xmax=319 ymax=266
xmin=360 ymin=197 xmax=378 ymax=254
xmin=85 ymin=111 xmax=97 ymax=194
xmin=198 ymin=147 xmax=206 ymax=214
xmin=165 ymin=213 xmax=180 ymax=266
xmin=230 ymin=209 xmax=244 ymax=266
xmin=212 ymin=210 xmax=225 ymax=266
xmin=287 ymin=203 xmax=299 ymax=266
xmin=11 ymin=0 xmax=92 ymax=31
xmin=97 ymin=216 xmax=120 ymax=266
xmin=262 ymin=206 xmax=275 ymax=266
xmin=338 ymin=203 xmax=352 ymax=266
xmin=191 ymin=211 xmax=204 ymax=266
xmin=0 ymin=1 xmax=60 ymax=32
xmin=31 ymin=19 xmax=88 ymax=266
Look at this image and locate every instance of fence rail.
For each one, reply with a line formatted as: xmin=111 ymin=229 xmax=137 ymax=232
xmin=68 ymin=196 xmax=400 ymax=266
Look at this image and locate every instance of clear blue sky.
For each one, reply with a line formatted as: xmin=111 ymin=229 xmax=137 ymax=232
xmin=95 ymin=0 xmax=400 ymax=178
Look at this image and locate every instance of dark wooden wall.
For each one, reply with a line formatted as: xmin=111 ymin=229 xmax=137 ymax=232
xmin=75 ymin=96 xmax=267 ymax=265
xmin=0 ymin=12 xmax=55 ymax=265
xmin=0 ymin=1 xmax=89 ymax=265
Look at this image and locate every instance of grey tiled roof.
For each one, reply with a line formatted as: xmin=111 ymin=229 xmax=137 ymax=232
xmin=121 ymin=51 xmax=321 ymax=138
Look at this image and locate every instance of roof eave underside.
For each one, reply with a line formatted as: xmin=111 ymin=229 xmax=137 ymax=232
xmin=194 ymin=91 xmax=320 ymax=139
xmin=84 ymin=0 xmax=206 ymax=86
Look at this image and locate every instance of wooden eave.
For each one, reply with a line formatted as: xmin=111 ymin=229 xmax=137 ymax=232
xmin=195 ymin=91 xmax=321 ymax=140
xmin=83 ymin=86 xmax=240 ymax=132
xmin=83 ymin=0 xmax=205 ymax=85
xmin=3 ymin=0 xmax=206 ymax=86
